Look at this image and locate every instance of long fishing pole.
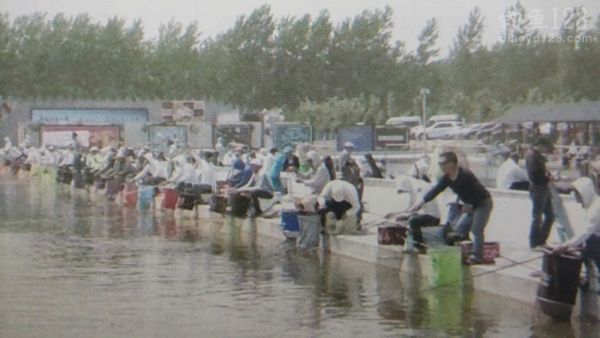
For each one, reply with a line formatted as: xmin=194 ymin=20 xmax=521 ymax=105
xmin=417 ymin=253 xmax=545 ymax=294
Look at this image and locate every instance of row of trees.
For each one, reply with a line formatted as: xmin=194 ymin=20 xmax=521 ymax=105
xmin=1 ymin=2 xmax=599 ymax=130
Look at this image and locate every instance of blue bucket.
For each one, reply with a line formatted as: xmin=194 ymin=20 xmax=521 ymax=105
xmin=137 ymin=185 xmax=154 ymax=210
xmin=280 ymin=210 xmax=300 ymax=239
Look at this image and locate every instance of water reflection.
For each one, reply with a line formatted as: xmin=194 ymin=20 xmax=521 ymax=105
xmin=0 ymin=176 xmax=598 ymax=337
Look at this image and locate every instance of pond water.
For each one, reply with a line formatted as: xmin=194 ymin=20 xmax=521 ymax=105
xmin=0 ymin=175 xmax=597 ymax=337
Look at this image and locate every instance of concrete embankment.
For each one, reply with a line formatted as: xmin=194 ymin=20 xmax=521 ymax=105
xmin=191 ymin=172 xmax=600 ymax=320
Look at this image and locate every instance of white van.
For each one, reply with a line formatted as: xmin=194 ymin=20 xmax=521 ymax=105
xmin=385 ymin=116 xmax=422 ymax=128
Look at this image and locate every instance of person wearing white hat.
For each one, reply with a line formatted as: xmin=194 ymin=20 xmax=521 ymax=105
xmin=296 ymin=151 xmax=331 ymax=195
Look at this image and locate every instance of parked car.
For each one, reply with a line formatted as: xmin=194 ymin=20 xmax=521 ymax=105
xmin=475 ymin=122 xmax=500 ymax=139
xmin=385 ymin=116 xmax=422 ymax=128
xmin=413 ymin=121 xmax=464 ymax=139
xmin=456 ymin=123 xmax=486 ymax=139
xmin=410 ymin=114 xmax=464 ymax=139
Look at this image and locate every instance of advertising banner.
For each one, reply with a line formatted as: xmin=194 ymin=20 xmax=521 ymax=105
xmin=32 ymin=108 xmax=148 ymax=125
xmin=41 ymin=125 xmax=120 ymax=148
xmin=215 ymin=124 xmax=253 ymax=147
xmin=148 ymin=125 xmax=188 ymax=151
xmin=272 ymin=123 xmax=312 ymax=150
xmin=336 ymin=126 xmax=374 ymax=151
xmin=375 ymin=126 xmax=409 ymax=149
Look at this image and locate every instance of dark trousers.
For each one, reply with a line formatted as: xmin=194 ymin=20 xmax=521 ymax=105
xmin=319 ymin=199 xmax=353 ymax=227
xmin=529 ymin=185 xmax=555 ymax=248
xmin=584 ymin=234 xmax=600 ymax=278
xmin=408 ymin=214 xmax=440 ymax=247
xmin=229 ymin=189 xmax=273 ymax=215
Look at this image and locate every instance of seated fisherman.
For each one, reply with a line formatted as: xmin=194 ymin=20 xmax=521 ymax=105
xmin=391 ymin=175 xmax=441 ymax=253
xmin=496 ymin=152 xmax=529 ymax=190
xmin=318 ymin=179 xmax=361 ymax=235
xmin=295 ymin=151 xmax=331 ymax=195
xmin=227 ymin=158 xmax=274 ymax=216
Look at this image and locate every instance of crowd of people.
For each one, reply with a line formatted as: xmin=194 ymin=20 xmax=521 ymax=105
xmin=1 ymin=133 xmax=599 ymax=275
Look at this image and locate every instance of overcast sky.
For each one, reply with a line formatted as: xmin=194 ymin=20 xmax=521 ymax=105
xmin=3 ymin=0 xmax=599 ymax=56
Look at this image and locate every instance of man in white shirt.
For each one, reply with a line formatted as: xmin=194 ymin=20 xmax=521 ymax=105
xmin=496 ymin=153 xmax=529 ymax=190
xmin=393 ymin=175 xmax=441 ymax=253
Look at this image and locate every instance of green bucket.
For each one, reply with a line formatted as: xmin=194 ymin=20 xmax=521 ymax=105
xmin=429 ymin=246 xmax=463 ymax=288
xmin=43 ymin=167 xmax=57 ymax=182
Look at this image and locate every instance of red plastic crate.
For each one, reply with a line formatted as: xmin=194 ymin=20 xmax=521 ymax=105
xmin=460 ymin=241 xmax=500 ymax=264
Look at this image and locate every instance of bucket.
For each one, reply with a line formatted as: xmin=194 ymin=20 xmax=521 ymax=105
xmin=56 ymin=167 xmax=73 ymax=184
xmin=377 ymin=224 xmax=407 ymax=245
xmin=536 ymin=250 xmax=582 ymax=321
xmin=281 ymin=210 xmax=300 ymax=239
xmin=298 ymin=212 xmax=320 ymax=249
xmin=44 ymin=167 xmax=57 ymax=182
xmin=137 ymin=185 xmax=154 ymax=210
xmin=280 ymin=209 xmax=300 ymax=239
xmin=160 ymin=187 xmax=179 ymax=210
xmin=123 ymin=182 xmax=138 ymax=207
xmin=229 ymin=194 xmax=250 ymax=218
xmin=72 ymin=173 xmax=85 ymax=189
xmin=209 ymin=194 xmax=227 ymax=213
xmin=94 ymin=178 xmax=106 ymax=190
xmin=30 ymin=164 xmax=40 ymax=176
xmin=106 ymin=180 xmax=121 ymax=200
xmin=429 ymin=247 xmax=463 ymax=288
xmin=460 ymin=242 xmax=500 ymax=264
xmin=178 ymin=194 xmax=196 ymax=210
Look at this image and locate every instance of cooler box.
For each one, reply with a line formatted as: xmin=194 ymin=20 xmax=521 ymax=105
xmin=280 ymin=210 xmax=300 ymax=239
xmin=160 ymin=187 xmax=179 ymax=210
xmin=536 ymin=250 xmax=582 ymax=321
xmin=123 ymin=182 xmax=138 ymax=207
xmin=460 ymin=241 xmax=500 ymax=264
xmin=137 ymin=185 xmax=154 ymax=210
xmin=377 ymin=224 xmax=407 ymax=245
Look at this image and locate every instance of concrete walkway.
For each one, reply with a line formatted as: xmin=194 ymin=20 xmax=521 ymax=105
xmin=194 ymin=201 xmax=600 ymax=321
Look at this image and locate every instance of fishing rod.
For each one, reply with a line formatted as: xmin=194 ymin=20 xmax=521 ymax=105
xmin=417 ymin=253 xmax=546 ymax=294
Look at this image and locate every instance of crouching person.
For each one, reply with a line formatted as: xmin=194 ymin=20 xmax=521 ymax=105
xmin=393 ymin=175 xmax=441 ymax=253
xmin=318 ymin=179 xmax=361 ymax=235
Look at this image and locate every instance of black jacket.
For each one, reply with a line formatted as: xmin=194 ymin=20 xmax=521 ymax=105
xmin=525 ymin=149 xmax=549 ymax=187
xmin=423 ymin=167 xmax=491 ymax=208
